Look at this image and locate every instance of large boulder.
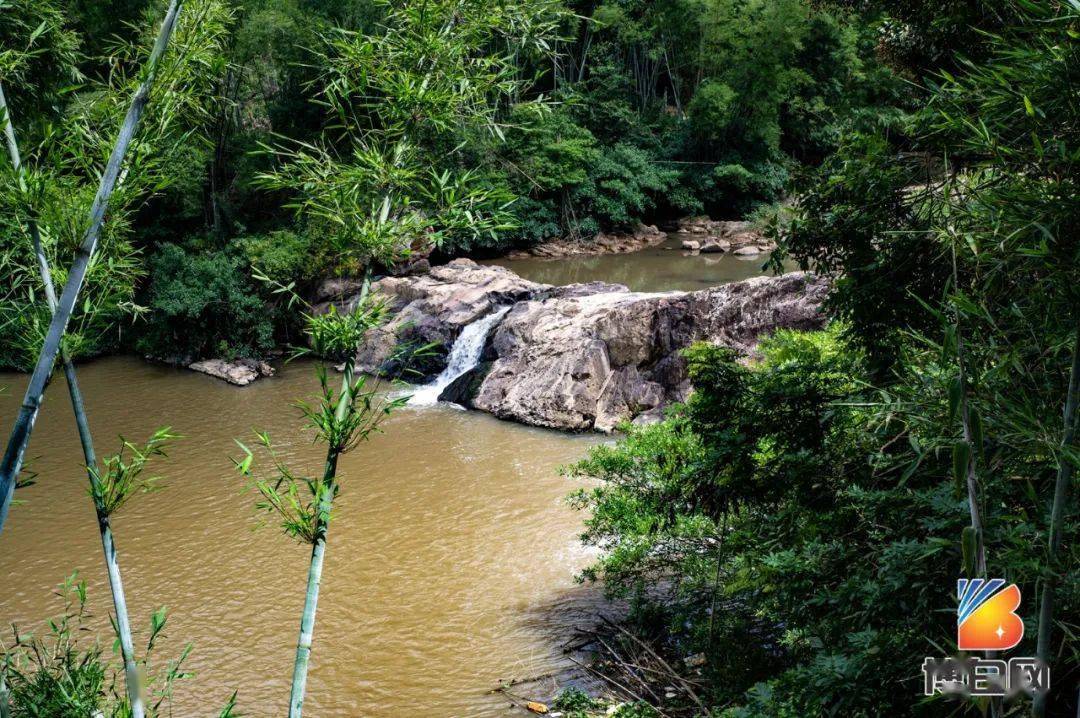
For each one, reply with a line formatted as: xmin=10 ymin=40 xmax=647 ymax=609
xmin=346 ymin=261 xmax=828 ymax=431
xmin=188 ymin=358 xmax=274 ymax=386
xmin=471 ymin=272 xmax=827 ymax=431
xmin=346 ymin=258 xmax=544 ymax=379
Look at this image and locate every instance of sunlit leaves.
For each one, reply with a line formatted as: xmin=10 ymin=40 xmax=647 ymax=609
xmin=233 ymin=432 xmax=324 ymax=544
xmin=90 ymin=427 xmax=178 ymax=517
xmin=1 ymin=575 xmax=199 ymax=717
xmin=257 ymin=0 xmax=568 ymax=263
xmin=0 ymin=0 xmax=234 ymax=368
xmin=234 ymin=296 xmax=408 ymax=545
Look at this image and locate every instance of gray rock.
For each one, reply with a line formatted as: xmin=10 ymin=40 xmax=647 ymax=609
xmin=189 ymin=358 xmax=274 ymax=386
xmin=472 ymin=272 xmax=827 ymax=431
xmin=345 ymin=261 xmax=828 ymax=431
xmin=699 ymin=240 xmax=730 ymax=253
xmin=313 ymin=277 xmax=366 ymax=303
xmin=344 ymin=258 xmax=545 ymax=380
xmin=681 ymin=239 xmax=701 ymax=250
xmin=733 ymin=246 xmax=761 ymax=255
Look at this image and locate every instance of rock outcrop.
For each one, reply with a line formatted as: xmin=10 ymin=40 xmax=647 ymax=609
xmin=473 ymin=272 xmax=826 ymax=431
xmin=504 ymin=224 xmax=667 ymax=259
xmin=676 ymin=217 xmax=775 ymax=253
xmin=188 ymin=357 xmax=274 ymax=386
xmin=352 ymin=258 xmax=543 ymax=379
xmin=348 ymin=259 xmax=828 ymax=431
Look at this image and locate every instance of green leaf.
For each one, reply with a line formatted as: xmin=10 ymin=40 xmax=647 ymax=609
xmin=961 ymin=526 xmax=978 ymax=578
xmin=947 ymin=377 xmax=962 ymax=421
xmin=967 ymin=407 xmax=983 ymax=460
xmin=1023 ymin=95 xmax=1035 ymax=117
xmin=28 ymin=20 xmax=47 ymax=43
xmin=952 ymin=441 xmax=971 ymax=491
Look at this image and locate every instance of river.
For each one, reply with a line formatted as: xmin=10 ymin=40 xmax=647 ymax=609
xmin=0 ymin=247 xmax=772 ymax=716
xmin=485 ymin=233 xmax=778 ymax=291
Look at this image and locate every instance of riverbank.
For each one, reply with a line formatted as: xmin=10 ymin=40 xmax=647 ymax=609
xmin=114 ymin=247 xmax=822 ymax=431
xmin=499 ymin=218 xmax=776 ymax=261
xmin=503 ymin=224 xmax=669 ymax=259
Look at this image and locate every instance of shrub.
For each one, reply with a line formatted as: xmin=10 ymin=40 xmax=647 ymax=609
xmin=572 ymin=143 xmax=678 ymax=230
xmin=552 ymin=687 xmax=602 ymax=716
xmin=234 ymin=228 xmax=322 ymax=285
xmin=2 ymin=577 xmax=106 ymax=717
xmin=135 ymin=243 xmax=274 ymax=361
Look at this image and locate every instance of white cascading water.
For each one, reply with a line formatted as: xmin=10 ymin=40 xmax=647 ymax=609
xmin=408 ymin=306 xmax=512 ymax=406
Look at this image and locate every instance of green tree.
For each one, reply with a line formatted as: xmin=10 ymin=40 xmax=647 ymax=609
xmin=259 ymin=0 xmax=568 ymax=264
xmin=135 ymin=243 xmax=275 ymax=361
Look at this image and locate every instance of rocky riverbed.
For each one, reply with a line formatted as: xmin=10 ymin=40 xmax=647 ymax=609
xmin=675 ymin=217 xmax=777 ymax=255
xmin=503 ymin=224 xmax=668 ymax=259
xmin=339 ymin=259 xmax=827 ymax=431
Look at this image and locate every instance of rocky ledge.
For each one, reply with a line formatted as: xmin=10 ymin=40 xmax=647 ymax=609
xmin=676 ymin=217 xmax=777 ymax=256
xmin=188 ymin=357 xmax=274 ymax=386
xmin=504 ymin=224 xmax=667 ymax=259
xmin=346 ymin=258 xmax=828 ymax=432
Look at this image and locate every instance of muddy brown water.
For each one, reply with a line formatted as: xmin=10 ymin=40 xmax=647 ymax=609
xmin=485 ymin=233 xmax=786 ymax=292
xmin=0 ymin=358 xmax=606 ymax=716
xmin=0 ymin=249 xmax=774 ymax=716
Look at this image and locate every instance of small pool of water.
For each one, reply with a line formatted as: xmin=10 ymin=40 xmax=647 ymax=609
xmin=484 ymin=234 xmax=790 ymax=292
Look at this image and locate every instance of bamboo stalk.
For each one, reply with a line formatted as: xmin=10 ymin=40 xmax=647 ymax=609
xmin=950 ymin=243 xmax=1002 ymax=718
xmin=1033 ymin=325 xmax=1080 ymax=718
xmin=950 ymin=244 xmax=987 ymax=578
xmin=288 ymin=360 xmax=354 ymax=717
xmin=956 ymin=328 xmax=986 ymax=577
xmin=0 ymin=667 xmax=8 ymax=718
xmin=0 ymin=0 xmax=184 ymax=534
xmin=0 ymin=81 xmax=147 ymax=718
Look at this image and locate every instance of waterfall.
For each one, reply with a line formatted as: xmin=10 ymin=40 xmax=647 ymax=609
xmin=409 ymin=306 xmax=511 ymax=406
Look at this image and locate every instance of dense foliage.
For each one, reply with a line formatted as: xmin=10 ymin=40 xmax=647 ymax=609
xmin=570 ymin=1 xmax=1080 ymax=716
xmin=135 ymin=243 xmax=275 ymax=361
xmin=0 ymin=0 xmax=233 ymax=368
xmin=1 ymin=0 xmax=899 ymax=365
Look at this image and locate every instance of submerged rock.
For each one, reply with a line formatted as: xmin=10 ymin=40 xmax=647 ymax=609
xmin=188 ymin=357 xmax=274 ymax=386
xmin=347 ymin=261 xmax=828 ymax=431
xmin=700 ymin=239 xmax=730 ymax=253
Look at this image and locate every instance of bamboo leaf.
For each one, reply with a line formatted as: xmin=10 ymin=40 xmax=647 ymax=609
xmin=28 ymin=20 xmax=48 ymax=44
xmin=952 ymin=441 xmax=971 ymax=492
xmin=967 ymin=406 xmax=984 ymax=460
xmin=961 ymin=526 xmax=978 ymax=578
xmin=948 ymin=377 xmax=962 ymax=421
